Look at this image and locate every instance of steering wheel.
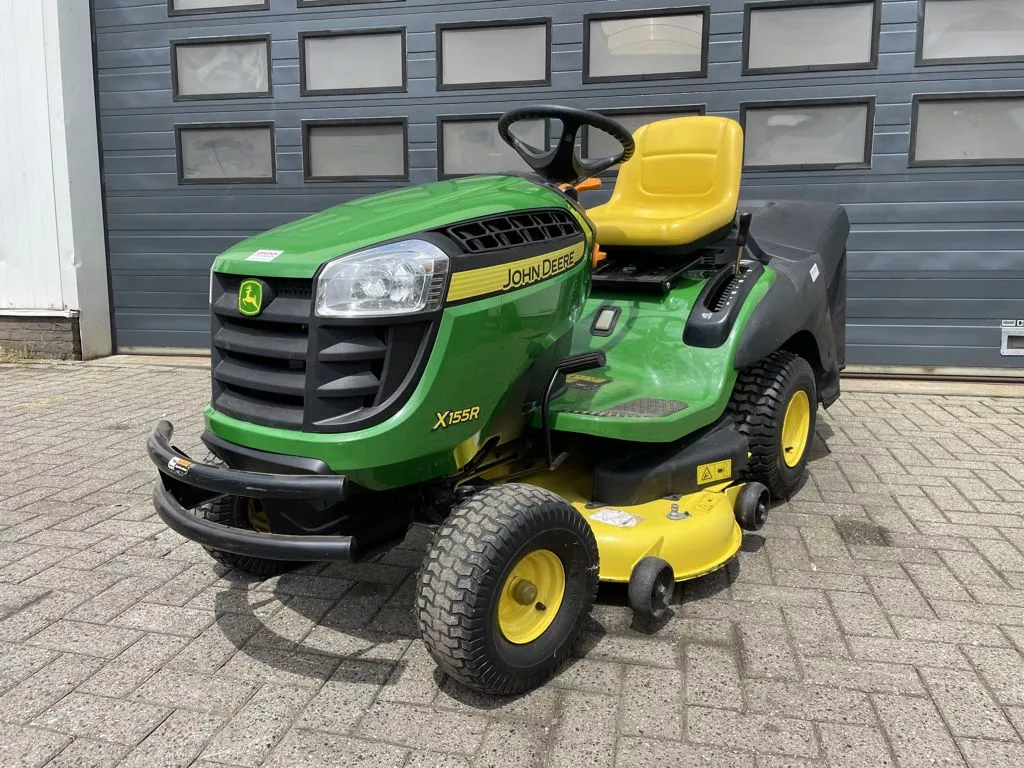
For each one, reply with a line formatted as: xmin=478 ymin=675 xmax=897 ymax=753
xmin=497 ymin=105 xmax=636 ymax=185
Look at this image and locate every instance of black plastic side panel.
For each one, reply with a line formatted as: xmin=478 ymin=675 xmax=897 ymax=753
xmin=484 ymin=327 xmax=575 ymax=448
xmin=593 ymin=424 xmax=749 ymax=506
xmin=830 ymin=252 xmax=847 ymax=370
xmin=733 ymin=201 xmax=850 ymax=401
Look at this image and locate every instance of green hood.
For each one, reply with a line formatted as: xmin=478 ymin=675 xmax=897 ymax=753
xmin=213 ymin=175 xmax=567 ymax=278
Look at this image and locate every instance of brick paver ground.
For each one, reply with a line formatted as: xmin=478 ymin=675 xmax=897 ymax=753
xmin=2 ymin=361 xmax=1024 ymax=768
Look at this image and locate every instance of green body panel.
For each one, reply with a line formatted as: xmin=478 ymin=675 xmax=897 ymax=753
xmin=202 ymin=169 xmax=772 ymax=490
xmin=206 ymin=261 xmax=591 ymax=490
xmin=544 ymin=269 xmax=776 ymax=442
xmin=213 ymin=176 xmax=569 ymax=278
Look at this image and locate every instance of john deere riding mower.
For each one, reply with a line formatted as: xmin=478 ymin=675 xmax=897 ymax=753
xmin=149 ymin=106 xmax=848 ymax=694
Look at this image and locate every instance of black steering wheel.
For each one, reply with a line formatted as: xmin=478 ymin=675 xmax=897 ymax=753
xmin=497 ymin=105 xmax=636 ymax=185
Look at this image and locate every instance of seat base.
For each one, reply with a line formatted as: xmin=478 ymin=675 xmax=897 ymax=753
xmin=599 ymin=221 xmax=735 ymax=258
xmin=591 ymin=252 xmax=713 ymax=295
xmin=590 ymin=223 xmax=735 ymax=295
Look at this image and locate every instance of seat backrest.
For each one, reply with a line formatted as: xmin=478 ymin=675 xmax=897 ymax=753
xmin=607 ymin=116 xmax=743 ymax=224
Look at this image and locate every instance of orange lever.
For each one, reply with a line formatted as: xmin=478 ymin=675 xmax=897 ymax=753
xmin=592 ymin=242 xmax=607 ymax=267
xmin=559 ymin=178 xmax=603 ymax=193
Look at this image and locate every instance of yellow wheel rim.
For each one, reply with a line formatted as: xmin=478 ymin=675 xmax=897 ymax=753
xmin=781 ymin=390 xmax=811 ymax=468
xmin=497 ymin=549 xmax=565 ymax=645
xmin=247 ymin=499 xmax=271 ymax=533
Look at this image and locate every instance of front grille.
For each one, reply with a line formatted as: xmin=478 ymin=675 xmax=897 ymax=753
xmin=444 ymin=209 xmax=581 ymax=254
xmin=210 ymin=274 xmax=433 ymax=432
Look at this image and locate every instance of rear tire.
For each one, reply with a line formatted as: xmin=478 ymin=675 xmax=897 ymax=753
xmin=416 ymin=483 xmax=599 ymax=695
xmin=731 ymin=351 xmax=817 ymax=500
xmin=201 ymin=496 xmax=299 ymax=577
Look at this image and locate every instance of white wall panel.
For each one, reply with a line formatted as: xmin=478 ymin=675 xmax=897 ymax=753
xmin=0 ymin=0 xmax=64 ymax=313
xmin=0 ymin=0 xmax=110 ymax=357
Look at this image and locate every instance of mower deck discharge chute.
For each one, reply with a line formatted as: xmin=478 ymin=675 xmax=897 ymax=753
xmin=149 ymin=105 xmax=848 ymax=694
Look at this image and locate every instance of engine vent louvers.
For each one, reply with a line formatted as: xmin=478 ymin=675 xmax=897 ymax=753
xmin=444 ymin=209 xmax=582 ymax=254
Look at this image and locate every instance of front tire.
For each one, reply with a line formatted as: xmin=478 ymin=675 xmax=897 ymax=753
xmin=416 ymin=484 xmax=599 ymax=695
xmin=201 ymin=496 xmax=299 ymax=577
xmin=731 ymin=351 xmax=817 ymax=500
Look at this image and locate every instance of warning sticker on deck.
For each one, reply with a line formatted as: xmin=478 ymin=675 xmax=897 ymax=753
xmin=697 ymin=459 xmax=732 ymax=485
xmin=589 ymin=508 xmax=641 ymax=528
xmin=694 ymin=495 xmax=718 ymax=513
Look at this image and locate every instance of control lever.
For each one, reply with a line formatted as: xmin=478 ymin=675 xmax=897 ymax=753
xmin=541 ymin=351 xmax=607 ymax=469
xmin=734 ymin=212 xmax=753 ymax=278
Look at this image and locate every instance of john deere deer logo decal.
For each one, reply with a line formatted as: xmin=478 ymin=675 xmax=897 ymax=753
xmin=238 ymin=279 xmax=263 ymax=316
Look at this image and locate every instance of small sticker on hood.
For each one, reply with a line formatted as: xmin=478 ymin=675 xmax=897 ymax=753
xmin=589 ymin=508 xmax=641 ymax=528
xmin=809 ymin=263 xmax=820 ymax=282
xmin=247 ymin=249 xmax=283 ymax=263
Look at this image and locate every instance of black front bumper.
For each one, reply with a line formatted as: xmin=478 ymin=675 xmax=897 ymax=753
xmin=147 ymin=420 xmax=358 ymax=562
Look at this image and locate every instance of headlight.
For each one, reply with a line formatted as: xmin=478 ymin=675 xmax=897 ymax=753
xmin=316 ymin=240 xmax=449 ymax=318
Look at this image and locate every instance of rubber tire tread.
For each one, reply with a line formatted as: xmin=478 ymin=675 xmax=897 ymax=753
xmin=201 ymin=496 xmax=299 ymax=577
xmin=730 ymin=351 xmax=817 ymax=500
xmin=416 ymin=483 xmax=599 ymax=695
xmin=628 ymin=556 xmax=674 ymax=621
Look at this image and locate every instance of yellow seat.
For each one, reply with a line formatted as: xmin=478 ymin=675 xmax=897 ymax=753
xmin=588 ymin=116 xmax=744 ymax=249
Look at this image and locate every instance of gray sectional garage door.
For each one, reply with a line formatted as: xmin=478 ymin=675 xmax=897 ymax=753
xmin=92 ymin=0 xmax=1024 ymax=367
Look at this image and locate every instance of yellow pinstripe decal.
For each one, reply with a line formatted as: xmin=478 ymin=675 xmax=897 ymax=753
xmin=447 ymin=243 xmax=585 ymax=303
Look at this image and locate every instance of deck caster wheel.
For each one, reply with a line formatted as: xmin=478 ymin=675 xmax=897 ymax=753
xmin=628 ymin=557 xmax=675 ymax=621
xmin=416 ymin=484 xmax=599 ymax=695
xmin=735 ymin=482 xmax=770 ymax=531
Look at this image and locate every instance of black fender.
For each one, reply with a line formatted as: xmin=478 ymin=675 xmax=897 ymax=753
xmin=733 ymin=201 xmax=849 ymax=407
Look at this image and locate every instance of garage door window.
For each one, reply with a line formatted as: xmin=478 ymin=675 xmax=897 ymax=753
xmin=742 ymin=100 xmax=874 ymax=170
xmin=171 ymin=36 xmax=271 ymax=99
xmin=437 ymin=21 xmax=550 ymax=89
xmin=744 ymin=1 xmax=879 ymax=74
xmin=918 ymin=0 xmax=1024 ymax=65
xmin=304 ymin=121 xmax=408 ymax=181
xmin=583 ymin=108 xmax=705 ymax=163
xmin=298 ymin=0 xmax=401 ymax=6
xmin=584 ymin=8 xmax=708 ymax=82
xmin=439 ymin=117 xmax=546 ymax=177
xmin=168 ymin=0 xmax=268 ymax=15
xmin=176 ymin=123 xmax=276 ymax=183
xmin=911 ymin=94 xmax=1024 ymax=166
xmin=300 ymin=30 xmax=405 ymax=95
